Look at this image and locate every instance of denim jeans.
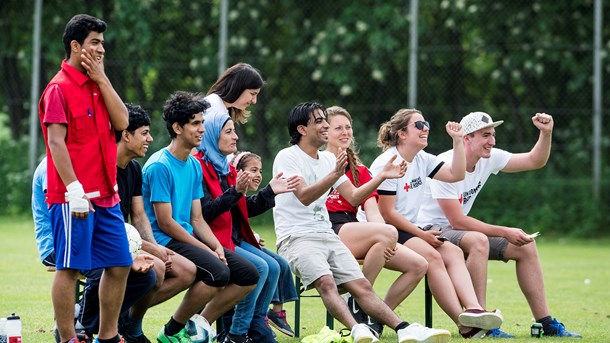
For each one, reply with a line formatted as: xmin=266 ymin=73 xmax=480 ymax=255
xmin=231 ymin=242 xmax=280 ymax=335
xmin=262 ymin=247 xmax=298 ymax=304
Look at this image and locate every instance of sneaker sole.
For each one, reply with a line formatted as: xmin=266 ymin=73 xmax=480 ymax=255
xmin=399 ymin=332 xmax=451 ymax=343
xmin=353 ymin=337 xmax=379 ymax=343
xmin=268 ymin=321 xmax=295 ymax=337
xmin=472 ymin=329 xmax=489 ymax=339
xmin=458 ymin=312 xmax=503 ymax=330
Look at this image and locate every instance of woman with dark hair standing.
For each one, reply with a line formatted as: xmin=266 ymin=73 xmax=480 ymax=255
xmin=204 ymin=63 xmax=265 ymax=124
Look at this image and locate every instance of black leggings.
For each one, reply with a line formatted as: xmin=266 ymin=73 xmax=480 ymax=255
xmin=166 ymin=239 xmax=259 ymax=288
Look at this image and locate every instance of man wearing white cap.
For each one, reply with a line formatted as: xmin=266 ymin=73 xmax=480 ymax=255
xmin=417 ymin=111 xmax=581 ymax=338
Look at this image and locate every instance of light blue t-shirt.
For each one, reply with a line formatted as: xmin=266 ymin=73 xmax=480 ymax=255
xmin=142 ymin=148 xmax=204 ymax=246
xmin=32 ymin=157 xmax=54 ymax=261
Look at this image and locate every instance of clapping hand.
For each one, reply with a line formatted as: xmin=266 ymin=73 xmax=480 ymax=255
xmin=235 ymin=169 xmax=251 ymax=194
xmin=379 ymin=154 xmax=407 ymax=179
xmin=334 ymin=148 xmax=348 ymax=176
xmin=269 ymin=172 xmax=300 ymax=195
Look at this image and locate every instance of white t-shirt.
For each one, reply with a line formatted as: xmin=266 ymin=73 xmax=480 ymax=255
xmin=272 ymin=145 xmax=349 ymax=243
xmin=369 ymin=146 xmax=444 ymax=223
xmin=416 ymin=148 xmax=512 ymax=226
xmin=203 ymin=93 xmax=229 ymax=117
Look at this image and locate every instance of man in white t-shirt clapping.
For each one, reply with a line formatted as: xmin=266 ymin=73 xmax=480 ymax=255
xmin=416 ymin=111 xmax=581 ymax=338
xmin=272 ymin=102 xmax=451 ymax=343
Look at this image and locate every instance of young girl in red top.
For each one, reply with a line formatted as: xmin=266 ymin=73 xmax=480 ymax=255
xmin=230 ymin=151 xmax=300 ymax=338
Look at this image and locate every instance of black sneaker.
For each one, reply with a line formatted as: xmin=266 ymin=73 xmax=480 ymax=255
xmin=119 ymin=318 xmax=151 ymax=343
xmin=121 ymin=332 xmax=151 ymax=343
xmin=54 ymin=327 xmax=93 ymax=343
xmin=366 ymin=315 xmax=384 ymax=338
xmin=77 ymin=329 xmax=93 ymax=343
xmin=343 ymin=293 xmax=368 ymax=324
xmin=223 ymin=333 xmax=254 ymax=343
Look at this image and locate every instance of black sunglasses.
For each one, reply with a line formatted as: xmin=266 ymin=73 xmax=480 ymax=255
xmin=412 ymin=121 xmax=430 ymax=130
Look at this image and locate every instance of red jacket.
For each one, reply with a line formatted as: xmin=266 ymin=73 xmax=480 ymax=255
xmin=195 ymin=151 xmax=260 ymax=251
xmin=38 ymin=60 xmax=118 ymax=204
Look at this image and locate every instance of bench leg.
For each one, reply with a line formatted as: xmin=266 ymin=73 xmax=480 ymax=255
xmin=424 ymin=274 xmax=433 ymax=328
xmin=294 ymin=276 xmax=301 ymax=337
xmin=326 ymin=310 xmax=334 ymax=329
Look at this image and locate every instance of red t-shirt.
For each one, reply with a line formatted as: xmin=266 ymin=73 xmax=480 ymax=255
xmin=39 ymin=60 xmax=119 ymax=205
xmin=326 ymin=165 xmax=378 ymax=214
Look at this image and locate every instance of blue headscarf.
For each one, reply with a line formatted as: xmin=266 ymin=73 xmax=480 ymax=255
xmin=197 ymin=112 xmax=232 ymax=176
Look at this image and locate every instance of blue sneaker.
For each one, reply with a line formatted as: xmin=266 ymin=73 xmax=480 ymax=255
xmin=486 ymin=328 xmax=515 ymax=338
xmin=544 ymin=318 xmax=582 ymax=338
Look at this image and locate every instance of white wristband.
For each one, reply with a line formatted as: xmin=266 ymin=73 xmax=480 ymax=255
xmin=66 ymin=181 xmax=85 ymax=199
xmin=65 ymin=181 xmax=88 ymax=213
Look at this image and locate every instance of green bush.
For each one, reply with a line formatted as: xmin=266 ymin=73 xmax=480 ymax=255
xmin=0 ymin=135 xmax=33 ymax=216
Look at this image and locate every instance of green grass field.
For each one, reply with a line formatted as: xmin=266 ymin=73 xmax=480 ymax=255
xmin=1 ymin=216 xmax=608 ymax=342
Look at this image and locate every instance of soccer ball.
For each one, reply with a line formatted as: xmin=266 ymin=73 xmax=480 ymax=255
xmin=124 ymin=222 xmax=142 ymax=260
xmin=185 ymin=314 xmax=212 ymax=343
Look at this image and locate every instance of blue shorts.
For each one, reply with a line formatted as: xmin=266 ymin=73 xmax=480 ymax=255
xmin=49 ymin=203 xmax=133 ymax=270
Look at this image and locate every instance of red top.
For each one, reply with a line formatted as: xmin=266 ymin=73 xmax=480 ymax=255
xmin=326 ymin=165 xmax=378 ymax=214
xmin=194 ymin=151 xmax=260 ymax=251
xmin=38 ymin=60 xmax=118 ymax=205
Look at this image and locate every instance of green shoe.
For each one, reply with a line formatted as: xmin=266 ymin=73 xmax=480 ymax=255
xmin=157 ymin=326 xmax=192 ymax=343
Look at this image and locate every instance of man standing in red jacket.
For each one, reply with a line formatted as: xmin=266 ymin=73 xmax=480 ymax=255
xmin=38 ymin=14 xmax=131 ymax=343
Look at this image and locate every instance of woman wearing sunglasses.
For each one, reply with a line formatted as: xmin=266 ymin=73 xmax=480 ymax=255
xmin=371 ymin=108 xmax=504 ymax=338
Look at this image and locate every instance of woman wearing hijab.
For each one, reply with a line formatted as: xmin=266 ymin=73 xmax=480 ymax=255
xmin=194 ymin=112 xmax=298 ymax=343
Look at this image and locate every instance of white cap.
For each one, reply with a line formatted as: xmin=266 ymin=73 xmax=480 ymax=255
xmin=460 ymin=112 xmax=504 ymax=135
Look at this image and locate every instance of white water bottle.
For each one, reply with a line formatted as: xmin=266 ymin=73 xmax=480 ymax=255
xmin=5 ymin=314 xmax=21 ymax=343
xmin=0 ymin=317 xmax=8 ymax=343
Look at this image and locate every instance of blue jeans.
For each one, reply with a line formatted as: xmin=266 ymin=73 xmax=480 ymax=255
xmin=231 ymin=242 xmax=280 ymax=335
xmin=263 ymin=247 xmax=298 ymax=304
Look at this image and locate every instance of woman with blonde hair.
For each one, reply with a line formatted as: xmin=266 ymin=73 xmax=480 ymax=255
xmin=324 ymin=106 xmax=428 ymax=338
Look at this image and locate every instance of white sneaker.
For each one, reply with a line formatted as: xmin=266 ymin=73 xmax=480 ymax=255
xmin=397 ymin=323 xmax=451 ymax=343
xmin=458 ymin=309 xmax=503 ymax=330
xmin=351 ymin=323 xmax=379 ymax=343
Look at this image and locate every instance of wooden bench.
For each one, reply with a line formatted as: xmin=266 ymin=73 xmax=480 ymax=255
xmin=292 ymin=264 xmax=433 ymax=337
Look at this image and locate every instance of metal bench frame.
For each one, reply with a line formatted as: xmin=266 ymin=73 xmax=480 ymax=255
xmin=293 ymin=274 xmax=433 ymax=337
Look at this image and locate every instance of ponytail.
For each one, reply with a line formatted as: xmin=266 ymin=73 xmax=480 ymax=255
xmin=377 ymin=122 xmax=394 ymax=151
xmin=377 ymin=108 xmax=421 ymax=151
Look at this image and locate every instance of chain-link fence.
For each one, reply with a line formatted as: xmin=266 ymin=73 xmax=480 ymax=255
xmin=1 ymin=0 xmax=608 ymax=233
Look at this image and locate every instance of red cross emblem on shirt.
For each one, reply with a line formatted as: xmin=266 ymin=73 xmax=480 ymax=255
xmin=404 ymin=182 xmax=410 ymax=192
